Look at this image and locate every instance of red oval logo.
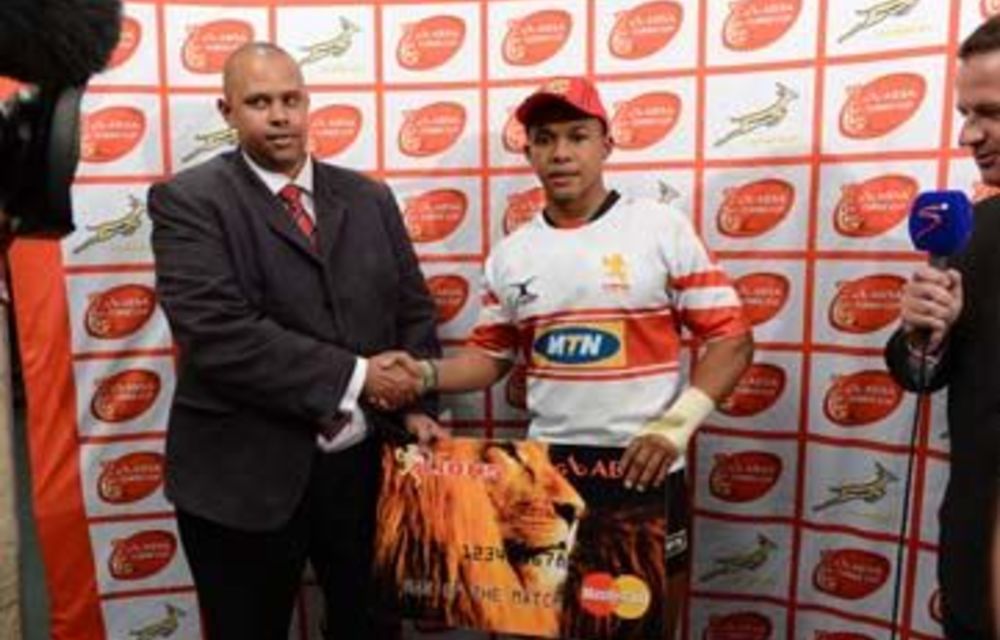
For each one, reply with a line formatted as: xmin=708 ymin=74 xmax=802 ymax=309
xmin=815 ymin=633 xmax=875 ymax=640
xmin=829 ymin=274 xmax=905 ymax=334
xmin=709 ymin=451 xmax=783 ymax=503
xmin=833 ymin=174 xmax=918 ymax=238
xmin=502 ymin=9 xmax=573 ymax=66
xmin=609 ymin=1 xmax=683 ymax=60
xmin=402 ymin=189 xmax=468 ymax=243
xmin=719 ymin=363 xmax=786 ymax=417
xmin=504 ymin=187 xmax=545 ymax=235
xmin=983 ymin=0 xmax=1000 ymax=18
xmin=506 ymin=364 xmax=528 ymax=410
xmin=840 ymin=73 xmax=926 ymax=140
xmin=929 ymin=588 xmax=943 ymax=623
xmin=610 ymin=92 xmax=681 ymax=150
xmin=734 ymin=273 xmax=790 ymax=326
xmin=98 ymin=451 xmax=165 ymax=504
xmin=723 ymin=0 xmax=802 ymax=51
xmin=813 ymin=548 xmax=891 ymax=600
xmin=85 ymin=284 xmax=157 ymax=339
xmin=308 ymin=104 xmax=362 ymax=158
xmin=426 ymin=275 xmax=469 ymax=324
xmin=399 ymin=101 xmax=466 ymax=157
xmin=502 ymin=110 xmax=528 ymax=155
xmin=108 ymin=529 xmax=177 ymax=580
xmin=717 ymin=178 xmax=794 ymax=238
xmin=182 ymin=19 xmax=255 ymax=74
xmin=81 ymin=106 xmax=146 ymax=163
xmin=91 ymin=369 xmax=161 ymax=423
xmin=703 ymin=611 xmax=773 ymax=640
xmin=108 ymin=16 xmax=142 ymax=70
xmin=397 ymin=15 xmax=466 ymax=71
xmin=824 ymin=370 xmax=904 ymax=427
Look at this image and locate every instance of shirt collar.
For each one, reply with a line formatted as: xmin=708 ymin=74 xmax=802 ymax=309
xmin=242 ymin=150 xmax=314 ymax=197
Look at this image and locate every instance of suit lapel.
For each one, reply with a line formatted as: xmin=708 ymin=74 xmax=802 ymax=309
xmin=232 ymin=153 xmax=321 ymax=262
xmin=312 ymin=165 xmax=348 ymax=259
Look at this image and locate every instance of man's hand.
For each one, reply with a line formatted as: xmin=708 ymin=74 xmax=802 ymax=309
xmin=619 ymin=433 xmax=678 ymax=492
xmin=404 ymin=412 xmax=449 ymax=447
xmin=364 ymin=351 xmax=423 ymax=410
xmin=900 ymin=265 xmax=963 ymax=352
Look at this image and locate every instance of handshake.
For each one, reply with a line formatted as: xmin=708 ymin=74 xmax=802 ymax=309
xmin=362 ymin=350 xmax=434 ymax=411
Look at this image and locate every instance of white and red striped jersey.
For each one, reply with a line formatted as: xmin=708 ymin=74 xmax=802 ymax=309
xmin=470 ymin=195 xmax=749 ymax=453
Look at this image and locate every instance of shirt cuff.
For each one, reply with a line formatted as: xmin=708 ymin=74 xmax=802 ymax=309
xmin=340 ymin=356 xmax=368 ymax=414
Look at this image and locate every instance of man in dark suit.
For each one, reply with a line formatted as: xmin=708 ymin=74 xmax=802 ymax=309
xmin=148 ymin=42 xmax=442 ymax=639
xmin=885 ymin=15 xmax=1000 ymax=640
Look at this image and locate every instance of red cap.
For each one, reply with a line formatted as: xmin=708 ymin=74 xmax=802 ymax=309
xmin=515 ymin=76 xmax=608 ymax=129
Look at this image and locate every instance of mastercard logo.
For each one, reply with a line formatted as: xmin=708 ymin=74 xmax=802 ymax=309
xmin=609 ymin=1 xmax=683 ymax=60
xmin=579 ymin=573 xmax=651 ymax=620
xmin=502 ymin=9 xmax=572 ymax=66
xmin=823 ymin=369 xmax=903 ymax=427
xmin=813 ymin=548 xmax=891 ymax=600
xmin=833 ymin=174 xmax=918 ymax=238
xmin=81 ymin=106 xmax=146 ymax=163
xmin=108 ymin=15 xmax=142 ymax=70
xmin=840 ymin=73 xmax=926 ymax=140
xmin=723 ymin=0 xmax=802 ymax=51
xmin=182 ymin=19 xmax=254 ymax=74
xmin=397 ymin=15 xmax=466 ymax=71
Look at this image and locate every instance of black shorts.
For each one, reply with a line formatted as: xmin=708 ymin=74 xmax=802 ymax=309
xmin=666 ymin=469 xmax=690 ymax=575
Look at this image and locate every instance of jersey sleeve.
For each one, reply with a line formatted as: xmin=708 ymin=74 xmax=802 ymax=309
xmin=467 ymin=254 xmax=520 ymax=361
xmin=660 ymin=209 xmax=750 ymax=341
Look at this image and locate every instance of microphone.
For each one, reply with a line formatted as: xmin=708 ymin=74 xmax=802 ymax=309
xmin=0 ymin=0 xmax=122 ymax=87
xmin=908 ymin=190 xmax=973 ymax=268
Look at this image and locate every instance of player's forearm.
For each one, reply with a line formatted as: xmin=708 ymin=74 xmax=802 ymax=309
xmin=690 ymin=332 xmax=755 ymax=401
xmin=422 ymin=349 xmax=511 ymax=393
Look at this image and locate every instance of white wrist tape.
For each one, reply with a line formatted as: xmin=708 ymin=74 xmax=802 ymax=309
xmin=639 ymin=386 xmax=716 ymax=456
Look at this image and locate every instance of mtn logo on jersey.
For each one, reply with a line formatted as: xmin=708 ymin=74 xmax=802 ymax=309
xmin=532 ymin=322 xmax=625 ymax=368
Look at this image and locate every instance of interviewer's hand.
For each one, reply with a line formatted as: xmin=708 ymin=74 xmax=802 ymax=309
xmin=900 ymin=265 xmax=962 ymax=352
xmin=364 ymin=351 xmax=423 ymax=411
xmin=619 ymin=432 xmax=678 ymax=493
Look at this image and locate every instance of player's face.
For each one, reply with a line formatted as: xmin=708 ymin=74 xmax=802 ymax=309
xmin=219 ymin=52 xmax=310 ymax=178
xmin=957 ymin=50 xmax=1000 ymax=187
xmin=524 ymin=118 xmax=612 ymax=209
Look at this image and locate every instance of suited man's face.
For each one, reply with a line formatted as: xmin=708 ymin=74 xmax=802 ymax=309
xmin=218 ymin=50 xmax=310 ymax=178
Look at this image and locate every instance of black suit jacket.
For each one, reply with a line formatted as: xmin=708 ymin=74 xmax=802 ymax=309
xmin=149 ymin=151 xmax=440 ymax=531
xmin=885 ymin=195 xmax=1000 ymax=633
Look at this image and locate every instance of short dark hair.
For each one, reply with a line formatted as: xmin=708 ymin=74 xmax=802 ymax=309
xmin=959 ymin=15 xmax=1000 ymax=60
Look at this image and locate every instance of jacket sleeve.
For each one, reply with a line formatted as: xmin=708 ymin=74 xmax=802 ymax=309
xmin=884 ymin=328 xmax=953 ymax=393
xmin=149 ymin=179 xmax=358 ymax=425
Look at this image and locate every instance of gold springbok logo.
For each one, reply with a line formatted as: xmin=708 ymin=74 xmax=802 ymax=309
xmin=839 ymin=0 xmax=920 ymax=43
xmin=73 ymin=195 xmax=146 ymax=254
xmin=128 ymin=603 xmax=186 ymax=639
xmin=181 ymin=127 xmax=238 ymax=164
xmin=812 ymin=461 xmax=899 ymax=512
xmin=699 ymin=533 xmax=779 ymax=583
xmin=299 ymin=17 xmax=361 ymax=66
xmin=714 ymin=83 xmax=798 ymax=147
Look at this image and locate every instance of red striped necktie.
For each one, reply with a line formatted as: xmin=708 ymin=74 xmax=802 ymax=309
xmin=278 ymin=184 xmax=317 ymax=248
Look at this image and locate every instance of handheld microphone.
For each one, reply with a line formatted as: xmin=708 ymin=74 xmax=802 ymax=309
xmin=907 ymin=190 xmax=973 ymax=268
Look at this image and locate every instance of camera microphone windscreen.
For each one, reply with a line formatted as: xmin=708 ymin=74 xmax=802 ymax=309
xmin=907 ymin=190 xmax=973 ymax=267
